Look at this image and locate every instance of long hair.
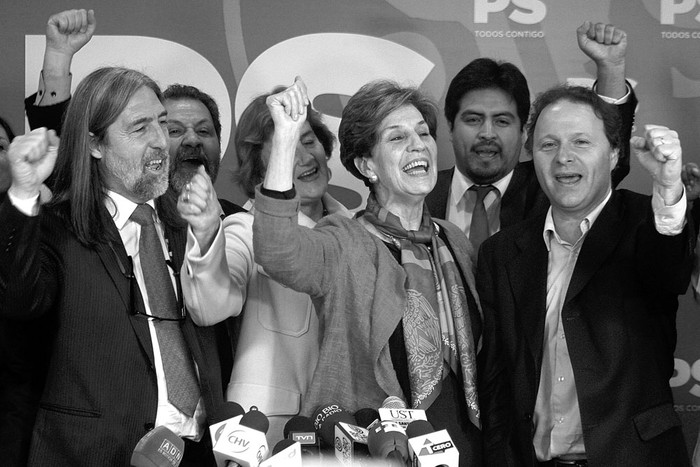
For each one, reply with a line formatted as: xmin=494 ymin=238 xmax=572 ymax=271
xmin=49 ymin=66 xmax=164 ymax=247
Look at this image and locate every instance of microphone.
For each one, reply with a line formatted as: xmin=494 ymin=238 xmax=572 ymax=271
xmin=354 ymin=408 xmax=380 ymax=430
xmin=406 ymin=420 xmax=459 ymax=467
xmin=334 ymin=421 xmax=371 ymax=466
xmin=312 ymin=403 xmax=357 ymax=447
xmin=283 ymin=415 xmax=321 ymax=459
xmin=130 ymin=425 xmax=184 ymax=467
xmin=210 ymin=401 xmax=245 ymax=446
xmin=259 ymin=439 xmax=302 ymax=467
xmin=367 ymin=420 xmax=409 ymax=467
xmin=379 ymin=395 xmax=428 ymax=430
xmin=212 ymin=407 xmax=270 ymax=467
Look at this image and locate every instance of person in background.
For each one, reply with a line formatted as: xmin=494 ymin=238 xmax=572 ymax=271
xmin=245 ymin=77 xmax=484 ymax=465
xmin=477 ymin=84 xmax=693 ymax=466
xmin=426 ymin=22 xmax=635 ymax=259
xmin=177 ymin=87 xmax=349 ymax=444
xmin=25 ymin=9 xmax=95 ymax=134
xmin=0 ymin=67 xmax=225 ymax=466
xmin=0 ymin=115 xmax=54 ymax=467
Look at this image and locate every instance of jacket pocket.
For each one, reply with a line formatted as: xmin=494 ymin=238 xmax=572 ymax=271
xmin=633 ymin=402 xmax=681 ymax=441
xmin=39 ymin=402 xmax=101 ymax=418
xmin=256 ymin=266 xmax=314 ymax=337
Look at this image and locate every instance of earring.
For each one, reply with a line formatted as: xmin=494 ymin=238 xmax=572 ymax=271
xmin=369 ymin=174 xmax=378 ymax=183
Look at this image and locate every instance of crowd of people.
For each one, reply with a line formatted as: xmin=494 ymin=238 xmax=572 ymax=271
xmin=0 ymin=8 xmax=698 ymax=467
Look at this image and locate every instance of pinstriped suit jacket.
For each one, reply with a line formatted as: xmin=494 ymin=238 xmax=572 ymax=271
xmin=0 ymin=197 xmax=224 ymax=466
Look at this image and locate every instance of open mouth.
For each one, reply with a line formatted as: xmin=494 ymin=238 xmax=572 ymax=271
xmin=144 ymin=158 xmax=165 ymax=172
xmin=555 ymin=173 xmax=582 ymax=184
xmin=402 ymin=159 xmax=429 ymax=175
xmin=473 ymin=144 xmax=500 ymax=159
xmin=297 ymin=166 xmax=319 ymax=181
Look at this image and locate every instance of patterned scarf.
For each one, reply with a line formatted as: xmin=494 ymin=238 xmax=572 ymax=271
xmin=359 ymin=194 xmax=480 ymax=428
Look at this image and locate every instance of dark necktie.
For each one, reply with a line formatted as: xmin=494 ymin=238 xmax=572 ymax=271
xmin=130 ymin=203 xmax=200 ymax=417
xmin=469 ymin=185 xmax=495 ymax=253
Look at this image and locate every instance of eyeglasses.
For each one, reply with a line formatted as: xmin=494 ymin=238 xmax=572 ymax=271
xmin=110 ymin=244 xmax=186 ymax=322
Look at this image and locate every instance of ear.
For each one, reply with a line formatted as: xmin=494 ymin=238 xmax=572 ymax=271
xmin=609 ymin=148 xmax=619 ymax=172
xmin=89 ymin=132 xmax=103 ymax=160
xmin=354 ymin=156 xmax=375 ymax=180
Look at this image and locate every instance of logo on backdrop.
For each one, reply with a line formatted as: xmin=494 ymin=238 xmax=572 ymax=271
xmin=473 ymin=0 xmax=547 ymax=25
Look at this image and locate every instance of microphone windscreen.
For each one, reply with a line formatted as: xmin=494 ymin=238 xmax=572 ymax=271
xmin=283 ymin=415 xmax=315 ymax=438
xmin=406 ymin=419 xmax=435 ymax=439
xmin=354 ymin=408 xmax=380 ymax=429
xmin=367 ymin=423 xmax=409 ymax=462
xmin=130 ymin=425 xmax=184 ymax=467
xmin=210 ymin=401 xmax=245 ymax=425
xmin=240 ymin=408 xmax=270 ymax=434
xmin=271 ymin=439 xmax=296 ymax=456
xmin=312 ymin=403 xmax=357 ymax=446
xmin=381 ymin=395 xmax=407 ymax=409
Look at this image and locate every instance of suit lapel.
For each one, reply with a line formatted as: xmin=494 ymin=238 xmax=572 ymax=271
xmin=425 ymin=168 xmax=453 ymax=219
xmin=96 ymin=212 xmax=156 ymax=367
xmin=564 ymin=192 xmax=624 ymax=305
xmin=500 ymin=163 xmax=533 ymax=230
xmin=508 ymin=217 xmax=550 ymax=367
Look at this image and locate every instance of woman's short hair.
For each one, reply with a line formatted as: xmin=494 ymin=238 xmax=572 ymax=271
xmin=524 ymin=84 xmax=621 ymax=155
xmin=234 ymin=88 xmax=335 ymax=199
xmin=338 ymin=80 xmax=438 ymax=187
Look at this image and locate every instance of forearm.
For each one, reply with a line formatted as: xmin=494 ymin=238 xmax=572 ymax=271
xmin=595 ymin=60 xmax=627 ymax=100
xmin=0 ymin=199 xmax=56 ymax=319
xmin=182 ymin=220 xmax=247 ymax=326
xmin=252 ymin=188 xmax=333 ymax=297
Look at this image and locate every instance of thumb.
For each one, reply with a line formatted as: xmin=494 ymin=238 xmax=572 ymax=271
xmin=630 ymin=135 xmax=649 ymax=153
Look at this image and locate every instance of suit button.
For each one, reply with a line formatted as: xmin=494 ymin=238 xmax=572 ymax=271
xmin=523 ymin=413 xmax=532 ymax=421
xmin=144 ymin=422 xmax=155 ymax=431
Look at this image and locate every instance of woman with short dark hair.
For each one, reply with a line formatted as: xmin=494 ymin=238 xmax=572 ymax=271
xmin=252 ymin=77 xmax=484 ymax=465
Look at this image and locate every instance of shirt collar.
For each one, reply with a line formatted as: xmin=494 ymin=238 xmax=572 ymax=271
xmin=450 ymin=166 xmax=514 ymax=206
xmin=542 ymin=189 xmax=612 ymax=250
xmin=106 ymin=190 xmax=158 ymax=231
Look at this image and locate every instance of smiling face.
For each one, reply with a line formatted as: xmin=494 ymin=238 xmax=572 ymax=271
xmin=260 ymin=120 xmax=330 ymax=209
xmin=91 ymin=86 xmax=170 ymax=204
xmin=532 ymin=99 xmax=618 ymax=221
xmin=450 ymin=87 xmax=523 ymax=184
xmin=359 ymin=104 xmax=437 ymax=210
xmin=165 ymin=98 xmax=221 ymax=191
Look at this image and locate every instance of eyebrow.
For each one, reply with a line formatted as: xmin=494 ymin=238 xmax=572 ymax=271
xmin=460 ymin=109 xmax=515 ymax=118
xmin=380 ymin=120 xmax=428 ymax=134
xmin=167 ymin=117 xmax=213 ymax=127
xmin=129 ymin=110 xmax=168 ymax=130
xmin=300 ymin=129 xmax=316 ymax=139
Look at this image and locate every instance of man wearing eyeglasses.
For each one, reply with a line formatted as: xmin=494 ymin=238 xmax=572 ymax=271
xmin=0 ymin=67 xmax=224 ymax=466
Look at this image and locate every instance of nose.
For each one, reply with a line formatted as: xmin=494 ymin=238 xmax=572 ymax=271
xmin=554 ymin=145 xmax=575 ymax=164
xmin=182 ymin=128 xmax=202 ymax=147
xmin=295 ymin=141 xmax=315 ymax=165
xmin=408 ymin=130 xmax=426 ymax=152
xmin=478 ymin=119 xmax=495 ymax=140
xmin=152 ymin=122 xmax=168 ymax=150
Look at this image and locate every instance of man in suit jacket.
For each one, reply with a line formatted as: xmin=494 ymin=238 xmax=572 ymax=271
xmin=426 ymin=23 xmax=636 ymax=255
xmin=0 ymin=67 xmax=224 ymax=466
xmin=477 ymin=85 xmax=694 ymax=466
